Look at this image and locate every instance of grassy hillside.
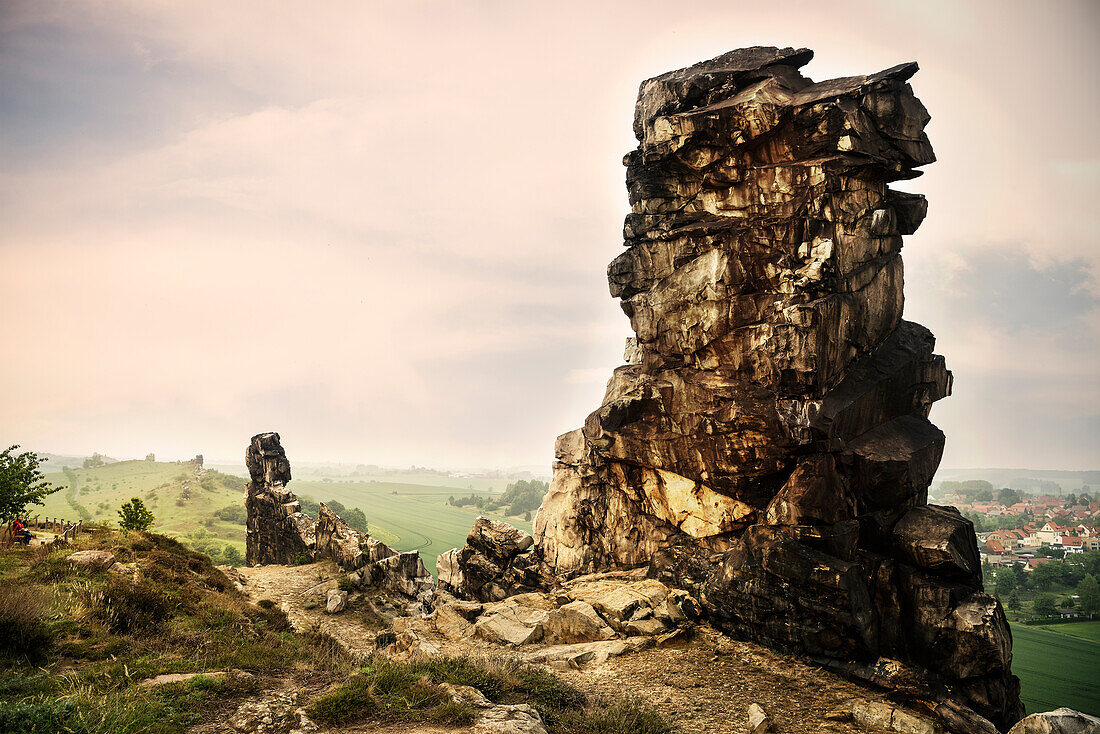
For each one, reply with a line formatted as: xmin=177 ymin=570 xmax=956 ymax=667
xmin=29 ymin=461 xmax=533 ymax=575
xmin=33 ymin=460 xmax=246 ymax=560
xmin=1011 ymin=621 xmax=1100 ymax=715
xmin=0 ymin=527 xmax=342 ymax=733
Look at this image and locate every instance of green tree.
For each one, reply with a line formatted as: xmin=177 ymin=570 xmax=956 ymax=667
xmin=1033 ymin=595 xmax=1057 ymax=618
xmin=1078 ymin=573 xmax=1100 ymax=615
xmin=997 ymin=488 xmax=1022 ymax=506
xmin=1007 ymin=590 xmax=1021 ymax=611
xmin=0 ymin=446 xmax=60 ymax=522
xmin=82 ymin=453 xmax=107 ymax=469
xmin=1030 ymin=562 xmax=1062 ymax=591
xmin=223 ymin=545 xmax=244 ymax=567
xmin=994 ymin=570 xmax=1018 ymax=597
xmin=343 ymin=506 xmax=368 ymax=534
xmin=117 ymin=497 xmax=155 ymax=531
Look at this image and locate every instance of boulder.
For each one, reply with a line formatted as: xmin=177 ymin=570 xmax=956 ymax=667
xmin=325 ymin=589 xmax=348 ymax=614
xmin=891 ymin=505 xmax=981 ymax=578
xmin=523 ymin=637 xmax=656 ymax=668
xmin=67 ymin=550 xmax=116 ymax=571
xmin=473 ymin=594 xmax=554 ymax=646
xmin=542 ymin=601 xmax=616 ymax=644
xmin=747 ymin=703 xmax=775 ymax=734
xmin=1007 ymin=709 xmax=1100 ymax=734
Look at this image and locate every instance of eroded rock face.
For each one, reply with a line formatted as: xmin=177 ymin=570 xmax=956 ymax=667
xmin=245 ymin=432 xmax=316 ymax=566
xmin=533 ymin=47 xmax=1022 ymax=730
xmin=439 ymin=517 xmax=548 ymax=602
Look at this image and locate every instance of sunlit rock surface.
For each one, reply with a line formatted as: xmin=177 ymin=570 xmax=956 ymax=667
xmin=533 ymin=46 xmax=1022 ymax=730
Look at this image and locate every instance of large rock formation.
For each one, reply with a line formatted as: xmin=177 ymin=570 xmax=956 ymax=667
xmin=533 ymin=47 xmax=1022 ymax=729
xmin=245 ymin=432 xmax=316 ymax=566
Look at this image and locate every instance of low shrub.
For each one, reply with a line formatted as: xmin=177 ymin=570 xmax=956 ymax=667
xmin=82 ymin=578 xmax=170 ymax=634
xmin=557 ymin=696 xmax=675 ymax=734
xmin=0 ymin=586 xmax=54 ymax=660
xmin=0 ymin=697 xmax=74 ymax=734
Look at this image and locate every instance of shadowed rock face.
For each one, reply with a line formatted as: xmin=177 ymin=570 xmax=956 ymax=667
xmin=533 ymin=47 xmax=1022 ymax=730
xmin=245 ymin=432 xmax=316 ymax=566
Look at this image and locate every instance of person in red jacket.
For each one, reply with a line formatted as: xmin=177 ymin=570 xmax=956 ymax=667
xmin=11 ymin=517 xmax=32 ymax=545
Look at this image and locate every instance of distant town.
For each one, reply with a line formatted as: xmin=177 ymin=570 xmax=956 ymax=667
xmin=934 ymin=480 xmax=1100 ymax=622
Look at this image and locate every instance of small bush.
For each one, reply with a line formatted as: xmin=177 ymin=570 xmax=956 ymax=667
xmin=258 ymin=599 xmax=276 ymax=610
xmin=558 ymin=697 xmax=675 ymax=734
xmin=0 ymin=586 xmax=54 ymax=660
xmin=83 ymin=578 xmax=170 ymax=634
xmin=0 ymin=697 xmax=74 ymax=734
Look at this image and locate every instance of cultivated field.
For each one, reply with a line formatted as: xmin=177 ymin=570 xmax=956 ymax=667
xmin=1010 ymin=621 xmax=1100 ymax=715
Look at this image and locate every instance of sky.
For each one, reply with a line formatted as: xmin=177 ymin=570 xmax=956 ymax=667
xmin=0 ymin=0 xmax=1097 ymax=472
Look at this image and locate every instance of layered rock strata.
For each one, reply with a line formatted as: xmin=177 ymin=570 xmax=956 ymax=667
xmin=318 ymin=502 xmax=434 ymax=602
xmin=245 ymin=433 xmax=432 ymax=602
xmin=533 ymin=47 xmax=1022 ymax=730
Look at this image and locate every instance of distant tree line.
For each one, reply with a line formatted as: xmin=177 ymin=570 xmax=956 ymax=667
xmin=448 ymin=479 xmax=547 ymax=518
xmin=297 ymin=496 xmax=368 ymax=534
xmin=987 ymin=549 xmax=1100 ymax=619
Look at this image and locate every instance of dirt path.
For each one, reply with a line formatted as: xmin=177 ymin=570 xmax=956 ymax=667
xmin=558 ymin=625 xmax=900 ymax=733
xmin=238 ymin=561 xmax=381 ymax=657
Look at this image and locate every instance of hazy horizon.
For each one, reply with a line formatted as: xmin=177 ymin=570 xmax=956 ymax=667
xmin=2 ymin=1 xmax=1098 ymax=471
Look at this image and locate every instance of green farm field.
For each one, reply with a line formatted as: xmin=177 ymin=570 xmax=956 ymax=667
xmin=1010 ymin=622 xmax=1100 ymax=716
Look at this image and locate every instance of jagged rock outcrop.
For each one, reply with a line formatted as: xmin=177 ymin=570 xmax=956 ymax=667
xmin=532 ymin=47 xmax=1022 ymax=730
xmin=245 ymin=432 xmax=316 ymax=566
xmin=245 ymin=433 xmax=433 ymax=603
xmin=438 ymin=517 xmax=549 ymax=602
xmin=316 ymin=502 xmax=434 ymax=602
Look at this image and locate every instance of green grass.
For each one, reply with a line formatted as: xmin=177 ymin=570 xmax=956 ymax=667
xmin=0 ymin=527 xmax=352 ymax=734
xmin=31 ymin=461 xmax=248 ymax=560
xmin=1010 ymin=622 xmax=1100 ymax=715
xmin=1026 ymin=620 xmax=1100 ymax=643
xmin=306 ymin=655 xmax=673 ymax=734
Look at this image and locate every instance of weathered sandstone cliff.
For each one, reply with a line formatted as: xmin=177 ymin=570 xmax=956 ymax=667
xmin=532 ymin=47 xmax=1022 ymax=730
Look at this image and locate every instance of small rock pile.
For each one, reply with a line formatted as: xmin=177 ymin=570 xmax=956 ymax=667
xmin=388 ymin=568 xmax=698 ymax=670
